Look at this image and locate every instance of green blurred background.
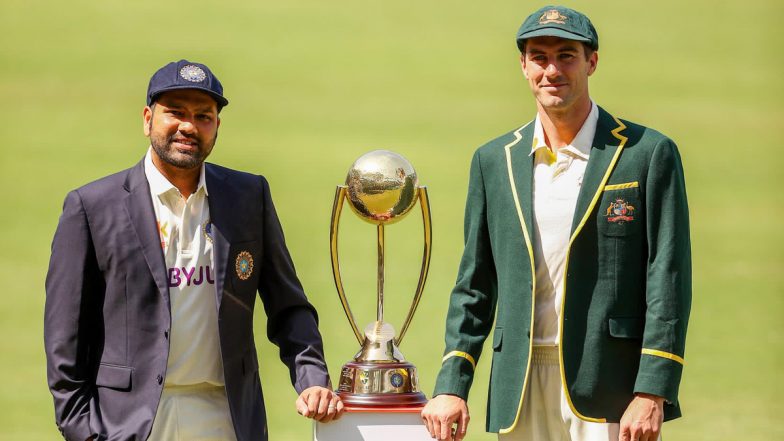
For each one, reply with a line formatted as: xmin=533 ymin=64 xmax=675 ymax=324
xmin=1 ymin=0 xmax=781 ymax=439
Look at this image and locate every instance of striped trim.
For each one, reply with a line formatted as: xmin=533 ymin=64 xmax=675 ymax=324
xmin=556 ymin=115 xmax=629 ymax=425
xmin=604 ymin=181 xmax=638 ymax=191
xmin=442 ymin=351 xmax=476 ymax=370
xmin=499 ymin=122 xmax=537 ymax=434
xmin=642 ymin=348 xmax=685 ymax=365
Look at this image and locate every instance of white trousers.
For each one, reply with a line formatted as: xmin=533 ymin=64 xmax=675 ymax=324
xmin=499 ymin=346 xmax=660 ymax=441
xmin=148 ymin=383 xmax=237 ymax=441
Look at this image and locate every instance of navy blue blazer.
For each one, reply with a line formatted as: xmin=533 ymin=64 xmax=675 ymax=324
xmin=44 ymin=159 xmax=330 ymax=441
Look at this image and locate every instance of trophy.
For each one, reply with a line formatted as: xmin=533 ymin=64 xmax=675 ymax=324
xmin=330 ymin=150 xmax=432 ymax=407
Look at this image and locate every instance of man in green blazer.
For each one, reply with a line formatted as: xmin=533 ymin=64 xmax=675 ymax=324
xmin=421 ymin=5 xmax=691 ymax=441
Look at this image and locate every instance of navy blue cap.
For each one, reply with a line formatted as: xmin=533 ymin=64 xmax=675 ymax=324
xmin=146 ymin=59 xmax=229 ymax=109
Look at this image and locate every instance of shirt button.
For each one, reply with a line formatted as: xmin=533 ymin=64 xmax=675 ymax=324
xmin=157 ymin=375 xmax=163 ymax=385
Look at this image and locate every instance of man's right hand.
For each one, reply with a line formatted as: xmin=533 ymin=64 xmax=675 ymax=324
xmin=421 ymin=394 xmax=470 ymax=441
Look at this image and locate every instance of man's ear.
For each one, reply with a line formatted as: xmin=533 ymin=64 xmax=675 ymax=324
xmin=143 ymin=106 xmax=153 ymax=137
xmin=587 ymin=51 xmax=598 ymax=76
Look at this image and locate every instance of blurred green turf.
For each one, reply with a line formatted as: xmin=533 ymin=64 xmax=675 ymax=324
xmin=1 ymin=0 xmax=782 ymax=440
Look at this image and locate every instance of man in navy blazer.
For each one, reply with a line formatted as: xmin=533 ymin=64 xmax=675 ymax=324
xmin=44 ymin=60 xmax=342 ymax=441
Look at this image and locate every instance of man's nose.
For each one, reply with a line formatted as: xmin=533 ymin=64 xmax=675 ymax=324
xmin=544 ymin=63 xmax=559 ymax=77
xmin=178 ymin=120 xmax=196 ymax=134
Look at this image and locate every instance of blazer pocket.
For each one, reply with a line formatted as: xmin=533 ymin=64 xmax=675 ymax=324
xmin=95 ymin=363 xmax=132 ymax=390
xmin=608 ymin=317 xmax=644 ymax=339
xmin=492 ymin=327 xmax=503 ymax=351
xmin=598 ymin=186 xmax=642 ymax=237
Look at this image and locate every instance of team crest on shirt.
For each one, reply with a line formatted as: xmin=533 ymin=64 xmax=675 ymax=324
xmin=235 ymin=251 xmax=254 ymax=280
xmin=605 ymin=199 xmax=635 ymax=223
xmin=202 ymin=219 xmax=213 ymax=243
xmin=539 ymin=9 xmax=567 ymax=25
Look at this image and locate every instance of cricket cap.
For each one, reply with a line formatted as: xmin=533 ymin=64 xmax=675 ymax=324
xmin=147 ymin=59 xmax=229 ymax=109
xmin=516 ymin=5 xmax=599 ymax=52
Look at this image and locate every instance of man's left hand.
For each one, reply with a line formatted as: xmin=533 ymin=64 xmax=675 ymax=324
xmin=619 ymin=393 xmax=664 ymax=441
xmin=295 ymin=386 xmax=344 ymax=423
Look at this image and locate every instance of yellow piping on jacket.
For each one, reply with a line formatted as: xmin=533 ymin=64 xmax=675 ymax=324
xmin=557 ymin=115 xmax=628 ymax=423
xmin=499 ymin=121 xmax=536 ymax=434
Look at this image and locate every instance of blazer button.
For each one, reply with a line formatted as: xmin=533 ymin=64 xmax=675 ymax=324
xmin=157 ymin=375 xmax=163 ymax=385
xmin=164 ymin=330 xmax=169 ymax=339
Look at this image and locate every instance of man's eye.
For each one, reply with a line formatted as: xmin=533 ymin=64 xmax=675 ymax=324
xmin=197 ymin=115 xmax=212 ymax=121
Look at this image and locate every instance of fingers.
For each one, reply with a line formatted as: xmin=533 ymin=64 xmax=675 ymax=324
xmin=439 ymin=416 xmax=453 ymax=440
xmin=307 ymin=388 xmax=321 ymax=418
xmin=455 ymin=408 xmax=470 ymax=441
xmin=421 ymin=406 xmax=434 ymax=438
xmin=319 ymin=393 xmax=341 ymax=423
xmin=295 ymin=394 xmax=309 ymax=417
xmin=332 ymin=397 xmax=345 ymax=421
xmin=297 ymin=386 xmax=343 ymax=422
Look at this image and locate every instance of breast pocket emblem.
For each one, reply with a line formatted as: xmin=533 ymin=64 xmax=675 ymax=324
xmin=235 ymin=251 xmax=254 ymax=280
xmin=606 ymin=199 xmax=635 ymax=224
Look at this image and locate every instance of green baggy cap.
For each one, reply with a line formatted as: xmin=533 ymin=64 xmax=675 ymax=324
xmin=516 ymin=5 xmax=598 ymax=52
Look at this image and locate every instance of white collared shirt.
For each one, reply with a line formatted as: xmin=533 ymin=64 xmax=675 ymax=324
xmin=144 ymin=149 xmax=225 ymax=386
xmin=530 ymin=102 xmax=599 ymax=345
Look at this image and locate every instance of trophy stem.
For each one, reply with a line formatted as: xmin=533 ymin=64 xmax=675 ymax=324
xmin=376 ymin=223 xmax=385 ymax=323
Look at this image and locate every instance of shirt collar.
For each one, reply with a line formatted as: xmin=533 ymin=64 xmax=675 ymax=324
xmin=144 ymin=148 xmax=208 ymax=198
xmin=529 ymin=101 xmax=598 ymax=161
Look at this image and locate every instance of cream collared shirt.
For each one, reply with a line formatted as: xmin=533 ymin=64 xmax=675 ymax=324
xmin=144 ymin=149 xmax=225 ymax=386
xmin=530 ymin=102 xmax=598 ymax=345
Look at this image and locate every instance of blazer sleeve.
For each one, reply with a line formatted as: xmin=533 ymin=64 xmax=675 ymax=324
xmin=44 ymin=190 xmax=100 ymax=441
xmin=256 ymin=176 xmax=331 ymax=393
xmin=634 ymin=137 xmax=692 ymax=403
xmin=433 ymin=150 xmax=498 ymax=400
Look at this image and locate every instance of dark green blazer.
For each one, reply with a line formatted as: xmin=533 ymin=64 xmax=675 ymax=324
xmin=433 ymin=107 xmax=691 ymax=433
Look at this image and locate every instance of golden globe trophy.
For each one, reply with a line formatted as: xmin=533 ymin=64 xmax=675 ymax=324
xmin=329 ymin=150 xmax=431 ymax=408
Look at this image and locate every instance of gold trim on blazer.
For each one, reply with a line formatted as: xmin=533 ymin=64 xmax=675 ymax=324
xmin=442 ymin=351 xmax=477 ymax=369
xmin=499 ymin=122 xmax=536 ymax=434
xmin=642 ymin=348 xmax=685 ymax=365
xmin=604 ymin=181 xmax=639 ymax=191
xmin=557 ymin=115 xmax=629 ymax=424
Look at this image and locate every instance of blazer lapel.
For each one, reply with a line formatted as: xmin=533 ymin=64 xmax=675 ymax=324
xmin=570 ymin=107 xmax=629 ymax=238
xmin=205 ymin=164 xmax=230 ymax=309
xmin=504 ymin=121 xmax=536 ymax=252
xmin=124 ymin=160 xmax=170 ymax=308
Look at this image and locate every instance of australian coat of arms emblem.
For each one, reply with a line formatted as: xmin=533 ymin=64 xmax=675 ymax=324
xmin=605 ymin=199 xmax=635 ymax=224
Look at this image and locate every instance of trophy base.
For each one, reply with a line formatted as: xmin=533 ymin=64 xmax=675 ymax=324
xmin=337 ymin=361 xmax=428 ymax=408
xmin=338 ymin=391 xmax=428 ymax=408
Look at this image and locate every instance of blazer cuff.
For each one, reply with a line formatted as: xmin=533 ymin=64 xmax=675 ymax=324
xmin=60 ymin=410 xmax=95 ymax=441
xmin=633 ymin=349 xmax=684 ymax=403
xmin=294 ymin=365 xmax=331 ymax=394
xmin=432 ymin=355 xmax=476 ymax=400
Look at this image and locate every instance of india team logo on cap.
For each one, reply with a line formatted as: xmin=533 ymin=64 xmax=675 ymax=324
xmin=539 ymin=9 xmax=567 ymax=25
xmin=235 ymin=251 xmax=254 ymax=280
xmin=180 ymin=64 xmax=207 ymax=83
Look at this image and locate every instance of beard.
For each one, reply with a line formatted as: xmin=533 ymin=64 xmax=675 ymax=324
xmin=150 ymin=128 xmax=217 ymax=170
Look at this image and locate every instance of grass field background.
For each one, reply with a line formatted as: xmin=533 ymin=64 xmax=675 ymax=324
xmin=1 ymin=0 xmax=782 ymax=439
